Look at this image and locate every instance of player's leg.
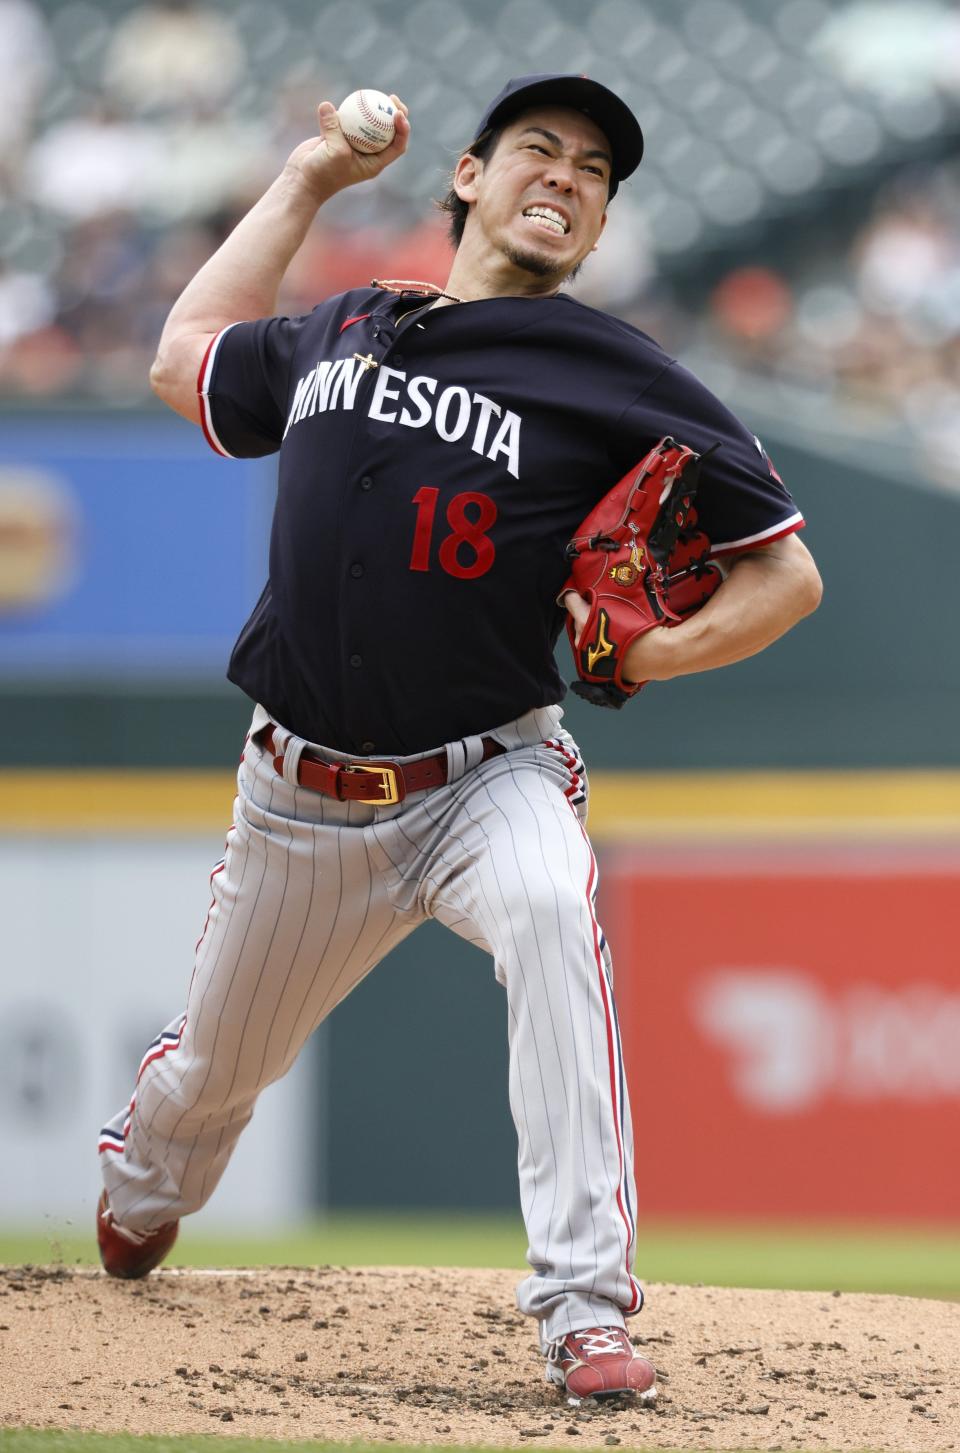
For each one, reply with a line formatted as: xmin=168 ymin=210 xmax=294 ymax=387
xmin=98 ymin=728 xmax=419 ymax=1234
xmin=423 ymin=732 xmax=644 ymax=1349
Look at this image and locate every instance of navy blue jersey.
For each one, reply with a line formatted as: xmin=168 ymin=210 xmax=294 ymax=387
xmin=198 ymin=287 xmax=803 ymax=755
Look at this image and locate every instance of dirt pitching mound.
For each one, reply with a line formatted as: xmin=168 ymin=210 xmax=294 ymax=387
xmin=0 ymin=1264 xmax=957 ymax=1450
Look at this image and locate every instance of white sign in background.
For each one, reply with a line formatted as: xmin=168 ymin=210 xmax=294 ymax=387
xmin=0 ymin=836 xmax=319 ymax=1232
xmin=694 ymin=969 xmax=960 ymax=1112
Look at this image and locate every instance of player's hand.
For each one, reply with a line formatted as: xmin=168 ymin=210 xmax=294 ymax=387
xmin=284 ymin=96 xmax=410 ymax=202
xmin=561 ymin=589 xmax=590 ymax=646
xmin=562 ymin=589 xmax=676 ymax=683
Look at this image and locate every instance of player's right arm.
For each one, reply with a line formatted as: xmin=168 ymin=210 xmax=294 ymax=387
xmin=149 ymin=97 xmax=410 ymax=424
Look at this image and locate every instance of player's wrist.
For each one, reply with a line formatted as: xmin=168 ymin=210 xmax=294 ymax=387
xmin=622 ymin=625 xmax=678 ymax=683
xmin=279 ymin=158 xmax=338 ymax=211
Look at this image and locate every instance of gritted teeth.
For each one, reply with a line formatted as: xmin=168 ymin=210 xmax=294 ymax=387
xmin=522 ymin=206 xmax=569 ymax=234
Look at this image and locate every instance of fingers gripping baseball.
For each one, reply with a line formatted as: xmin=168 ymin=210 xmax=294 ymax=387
xmin=286 ymin=94 xmax=410 ymax=199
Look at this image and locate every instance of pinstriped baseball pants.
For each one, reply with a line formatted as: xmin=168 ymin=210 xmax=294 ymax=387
xmin=99 ymin=704 xmax=644 ymax=1345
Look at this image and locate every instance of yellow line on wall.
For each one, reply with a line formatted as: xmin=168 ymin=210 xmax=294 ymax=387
xmin=0 ymin=770 xmax=235 ymax=833
xmin=586 ymin=770 xmax=960 ymax=839
xmin=2 ymin=769 xmax=960 ymax=837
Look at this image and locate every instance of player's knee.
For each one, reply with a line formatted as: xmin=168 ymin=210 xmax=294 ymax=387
xmin=498 ymin=875 xmax=590 ymax=940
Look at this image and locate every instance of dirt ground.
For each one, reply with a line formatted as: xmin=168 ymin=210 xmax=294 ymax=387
xmin=1 ymin=1264 xmax=958 ymax=1451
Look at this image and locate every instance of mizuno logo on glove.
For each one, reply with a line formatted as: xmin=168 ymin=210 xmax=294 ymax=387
xmin=586 ymin=610 xmax=615 ymax=673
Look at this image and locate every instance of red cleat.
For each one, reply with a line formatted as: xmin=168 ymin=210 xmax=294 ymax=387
xmin=96 ymin=1190 xmax=179 ymax=1279
xmin=546 ymin=1326 xmax=657 ymax=1402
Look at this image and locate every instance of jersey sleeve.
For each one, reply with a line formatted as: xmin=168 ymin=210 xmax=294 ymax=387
xmin=620 ymin=359 xmax=804 ymax=555
xmin=197 ymin=315 xmax=303 ymax=459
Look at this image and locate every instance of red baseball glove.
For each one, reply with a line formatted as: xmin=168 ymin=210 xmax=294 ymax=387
xmin=561 ymin=436 xmax=723 ymax=709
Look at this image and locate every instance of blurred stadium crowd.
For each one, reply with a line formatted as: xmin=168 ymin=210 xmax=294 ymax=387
xmin=1 ymin=0 xmax=960 ymax=478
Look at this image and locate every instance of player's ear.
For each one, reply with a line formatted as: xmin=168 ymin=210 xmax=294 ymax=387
xmin=454 ymin=151 xmax=481 ymax=204
xmin=591 ymin=211 xmax=608 ymax=251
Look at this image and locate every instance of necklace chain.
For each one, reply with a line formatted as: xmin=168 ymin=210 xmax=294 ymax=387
xmin=371 ymin=278 xmax=463 ymax=303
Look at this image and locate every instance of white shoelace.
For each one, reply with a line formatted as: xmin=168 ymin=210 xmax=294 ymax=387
xmin=548 ymin=1326 xmax=628 ymax=1362
xmin=100 ymin=1206 xmax=149 ymax=1246
xmin=575 ymin=1328 xmax=629 ymax=1357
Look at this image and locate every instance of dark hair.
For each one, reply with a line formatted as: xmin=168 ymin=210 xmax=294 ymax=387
xmin=435 ymin=126 xmax=504 ymax=249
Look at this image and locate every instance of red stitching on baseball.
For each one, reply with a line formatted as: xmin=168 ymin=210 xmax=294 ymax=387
xmin=357 ymin=92 xmax=391 ymax=130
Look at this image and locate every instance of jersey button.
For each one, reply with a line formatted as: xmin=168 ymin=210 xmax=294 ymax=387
xmin=350 ymin=563 xmax=364 ymax=578
xmin=360 ymin=475 xmax=373 ymax=490
xmin=361 ymin=740 xmax=376 ymax=754
xmin=349 ymin=653 xmax=363 ymax=668
xmin=393 ymin=352 xmax=404 ymax=366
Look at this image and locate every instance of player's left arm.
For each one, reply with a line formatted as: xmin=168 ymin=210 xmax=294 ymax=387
xmin=564 ymin=529 xmax=821 ymax=683
xmin=622 ymin=530 xmax=822 ymax=683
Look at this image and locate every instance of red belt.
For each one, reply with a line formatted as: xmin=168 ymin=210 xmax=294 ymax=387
xmin=260 ymin=727 xmax=505 ymax=805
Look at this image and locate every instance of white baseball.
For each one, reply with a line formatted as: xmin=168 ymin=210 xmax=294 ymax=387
xmin=336 ymin=89 xmax=396 ymax=153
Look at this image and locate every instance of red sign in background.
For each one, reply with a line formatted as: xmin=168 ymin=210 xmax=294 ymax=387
xmin=602 ymin=851 xmax=960 ymax=1220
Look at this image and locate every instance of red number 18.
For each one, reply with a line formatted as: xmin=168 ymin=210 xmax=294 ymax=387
xmin=409 ymin=487 xmax=497 ymax=579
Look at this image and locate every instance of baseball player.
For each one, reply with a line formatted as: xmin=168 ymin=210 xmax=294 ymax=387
xmin=96 ymin=74 xmax=821 ymax=1402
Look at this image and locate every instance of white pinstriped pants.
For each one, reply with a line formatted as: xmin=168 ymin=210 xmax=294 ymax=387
xmin=99 ymin=704 xmax=644 ymax=1344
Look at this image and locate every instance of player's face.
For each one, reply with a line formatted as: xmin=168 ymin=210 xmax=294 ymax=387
xmin=457 ymin=106 xmax=611 ymax=284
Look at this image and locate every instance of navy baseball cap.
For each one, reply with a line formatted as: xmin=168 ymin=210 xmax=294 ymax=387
xmin=474 ymin=73 xmax=644 ymax=199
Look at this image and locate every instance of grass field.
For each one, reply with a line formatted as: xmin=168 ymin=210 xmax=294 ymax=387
xmin=0 ymin=1433 xmax=883 ymax=1453
xmin=2 ymin=1211 xmax=958 ymax=1298
xmin=0 ymin=1437 xmax=833 ymax=1453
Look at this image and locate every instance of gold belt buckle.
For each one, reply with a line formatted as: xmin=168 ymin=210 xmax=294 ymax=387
xmin=347 ymin=762 xmax=401 ymax=805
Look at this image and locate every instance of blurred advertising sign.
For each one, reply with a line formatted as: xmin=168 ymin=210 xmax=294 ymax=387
xmin=604 ymin=850 xmax=960 ymax=1220
xmin=0 ymin=468 xmax=77 ymax=612
xmin=0 ymin=835 xmax=317 ymax=1230
xmin=0 ymin=415 xmax=272 ymax=678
